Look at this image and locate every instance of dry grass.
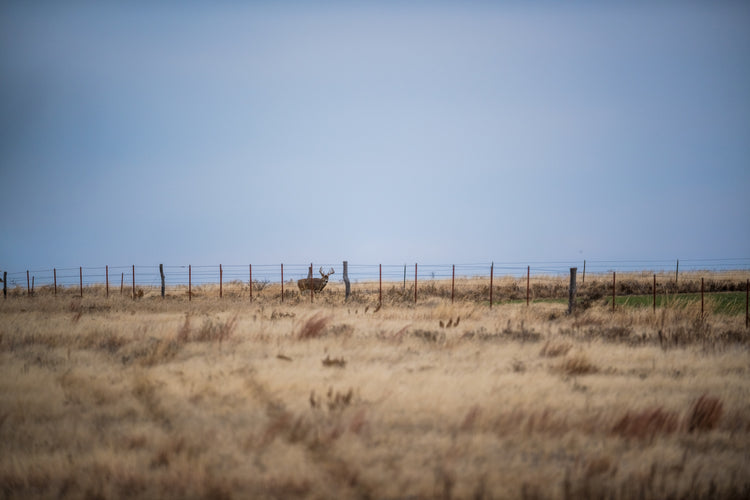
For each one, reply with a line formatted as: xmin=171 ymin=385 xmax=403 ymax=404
xmin=1 ymin=288 xmax=749 ymax=499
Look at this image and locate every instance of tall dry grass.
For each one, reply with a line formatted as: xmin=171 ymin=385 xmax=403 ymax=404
xmin=0 ymin=289 xmax=748 ymax=499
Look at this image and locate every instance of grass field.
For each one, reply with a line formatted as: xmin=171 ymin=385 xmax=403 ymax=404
xmin=1 ymin=279 xmax=749 ymax=499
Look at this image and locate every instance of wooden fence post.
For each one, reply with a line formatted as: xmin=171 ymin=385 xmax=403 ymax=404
xmin=675 ymin=259 xmax=679 ymax=285
xmin=414 ymin=263 xmax=418 ymax=303
xmin=568 ymin=267 xmax=577 ymax=315
xmin=526 ymin=265 xmax=530 ymax=306
xmin=612 ymin=271 xmax=616 ymax=312
xmin=106 ymin=265 xmax=109 ymax=298
xmin=120 ymin=273 xmax=124 ymax=296
xmin=343 ymin=261 xmax=350 ymax=302
xmin=79 ymin=267 xmax=82 ymax=298
xmin=451 ymin=265 xmax=455 ymax=304
xmin=3 ymin=271 xmax=6 ymax=298
xmin=220 ymin=264 xmax=223 ymax=298
xmin=189 ymin=265 xmax=192 ymax=301
xmin=132 ymin=265 xmax=135 ymax=300
xmin=249 ymin=265 xmax=253 ymax=302
xmin=281 ymin=264 xmax=284 ymax=303
xmin=309 ymin=263 xmax=314 ymax=303
xmin=489 ymin=262 xmax=494 ymax=308
xmin=160 ymin=264 xmax=165 ymax=298
xmin=746 ymin=279 xmax=748 ymax=328
xmin=403 ymin=264 xmax=406 ymax=290
xmin=53 ymin=269 xmax=56 ymax=296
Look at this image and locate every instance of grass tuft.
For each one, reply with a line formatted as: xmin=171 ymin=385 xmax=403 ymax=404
xmin=296 ymin=313 xmax=331 ymax=339
xmin=612 ymin=407 xmax=679 ymax=440
xmin=686 ymin=394 xmax=723 ymax=432
xmin=560 ymin=352 xmax=598 ymax=375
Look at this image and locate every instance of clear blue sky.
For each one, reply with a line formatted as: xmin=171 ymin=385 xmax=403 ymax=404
xmin=1 ymin=2 xmax=749 ymax=272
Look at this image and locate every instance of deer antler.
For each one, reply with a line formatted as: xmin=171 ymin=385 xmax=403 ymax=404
xmin=318 ymin=267 xmax=335 ymax=278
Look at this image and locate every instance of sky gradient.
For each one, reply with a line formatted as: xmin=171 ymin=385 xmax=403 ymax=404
xmin=1 ymin=2 xmax=749 ymax=273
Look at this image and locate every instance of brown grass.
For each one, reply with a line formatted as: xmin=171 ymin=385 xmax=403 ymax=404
xmin=687 ymin=394 xmax=724 ymax=433
xmin=0 ymin=288 xmax=749 ymax=499
xmin=560 ymin=351 xmax=599 ymax=375
xmin=612 ymin=406 xmax=680 ymax=440
xmin=296 ymin=313 xmax=331 ymax=339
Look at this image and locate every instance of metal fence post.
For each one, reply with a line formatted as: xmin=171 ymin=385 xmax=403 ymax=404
xmin=612 ymin=271 xmax=616 ymax=312
xmin=489 ymin=262 xmax=494 ymax=308
xmin=526 ymin=265 xmax=530 ymax=306
xmin=414 ymin=263 xmax=417 ymax=303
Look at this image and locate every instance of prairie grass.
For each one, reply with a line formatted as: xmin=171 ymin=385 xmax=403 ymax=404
xmin=0 ymin=286 xmax=749 ymax=499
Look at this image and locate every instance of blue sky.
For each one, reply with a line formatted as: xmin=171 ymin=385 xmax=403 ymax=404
xmin=1 ymin=2 xmax=749 ymax=272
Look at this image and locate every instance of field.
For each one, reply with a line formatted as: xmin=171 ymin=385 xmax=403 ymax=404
xmin=1 ymin=275 xmax=749 ymax=499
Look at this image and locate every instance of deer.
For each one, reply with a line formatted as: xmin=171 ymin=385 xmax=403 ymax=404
xmin=298 ymin=267 xmax=335 ymax=293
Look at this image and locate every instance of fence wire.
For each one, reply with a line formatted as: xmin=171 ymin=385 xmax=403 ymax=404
xmin=3 ymin=259 xmax=749 ymax=296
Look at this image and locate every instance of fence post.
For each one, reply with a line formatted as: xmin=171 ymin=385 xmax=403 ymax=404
xmin=675 ymin=259 xmax=679 ymax=285
xmin=220 ymin=264 xmax=223 ymax=298
xmin=568 ymin=267 xmax=577 ymax=315
xmin=120 ymin=273 xmax=124 ymax=296
xmin=53 ymin=269 xmax=56 ymax=296
xmin=746 ymin=279 xmax=748 ymax=328
xmin=527 ymin=265 xmax=530 ymax=306
xmin=414 ymin=263 xmax=417 ymax=303
xmin=249 ymin=264 xmax=253 ymax=303
xmin=582 ymin=260 xmax=586 ymax=284
xmin=451 ymin=265 xmax=455 ymax=304
xmin=106 ymin=265 xmax=109 ymax=298
xmin=343 ymin=261 xmax=350 ymax=302
xmin=281 ymin=264 xmax=284 ymax=303
xmin=309 ymin=263 xmax=314 ymax=303
xmin=132 ymin=265 xmax=135 ymax=300
xmin=27 ymin=270 xmax=30 ymax=297
xmin=379 ymin=264 xmax=382 ymax=308
xmin=653 ymin=274 xmax=656 ymax=313
xmin=489 ymin=262 xmax=494 ymax=308
xmin=79 ymin=267 xmax=82 ymax=298
xmin=160 ymin=264 xmax=165 ymax=298
xmin=3 ymin=271 xmax=6 ymax=298
xmin=612 ymin=271 xmax=616 ymax=312
xmin=189 ymin=265 xmax=192 ymax=301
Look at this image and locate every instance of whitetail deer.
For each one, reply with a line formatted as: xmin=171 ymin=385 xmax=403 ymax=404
xmin=298 ymin=267 xmax=335 ymax=293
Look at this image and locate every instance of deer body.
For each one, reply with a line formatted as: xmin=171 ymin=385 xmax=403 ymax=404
xmin=298 ymin=267 xmax=335 ymax=293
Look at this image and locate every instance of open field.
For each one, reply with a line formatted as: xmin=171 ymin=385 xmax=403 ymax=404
xmin=1 ymin=280 xmax=749 ymax=499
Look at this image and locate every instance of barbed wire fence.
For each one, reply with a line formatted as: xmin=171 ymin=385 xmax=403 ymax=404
xmin=2 ymin=259 xmax=749 ymax=323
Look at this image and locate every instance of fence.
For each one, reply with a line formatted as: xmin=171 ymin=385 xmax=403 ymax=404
xmin=3 ymin=259 xmax=749 ymax=323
